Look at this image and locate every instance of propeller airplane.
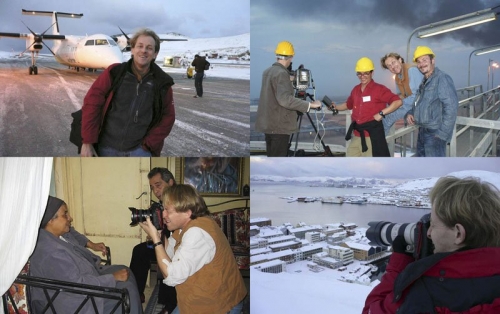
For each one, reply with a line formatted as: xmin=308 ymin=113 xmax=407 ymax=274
xmin=0 ymin=9 xmax=123 ymax=75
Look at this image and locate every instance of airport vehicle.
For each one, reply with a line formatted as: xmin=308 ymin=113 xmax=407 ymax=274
xmin=0 ymin=9 xmax=123 ymax=75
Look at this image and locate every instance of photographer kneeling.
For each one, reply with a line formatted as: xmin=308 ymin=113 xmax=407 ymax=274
xmin=363 ymin=176 xmax=500 ymax=314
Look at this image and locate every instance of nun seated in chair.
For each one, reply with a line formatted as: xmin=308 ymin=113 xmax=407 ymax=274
xmin=30 ymin=196 xmax=143 ymax=314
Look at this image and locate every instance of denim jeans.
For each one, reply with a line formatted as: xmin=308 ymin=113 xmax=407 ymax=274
xmin=194 ymin=72 xmax=204 ymax=97
xmin=170 ymin=301 xmax=243 ymax=314
xmin=97 ymin=145 xmax=152 ymax=157
xmin=416 ymin=127 xmax=447 ymax=157
xmin=383 ymin=100 xmax=413 ymax=134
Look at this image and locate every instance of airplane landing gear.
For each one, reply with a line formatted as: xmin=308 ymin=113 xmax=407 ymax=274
xmin=29 ymin=65 xmax=38 ymax=75
xmin=29 ymin=51 xmax=39 ymax=75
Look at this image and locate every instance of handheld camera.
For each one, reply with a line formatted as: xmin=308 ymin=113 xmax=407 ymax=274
xmin=129 ymin=201 xmax=164 ymax=230
xmin=366 ymin=213 xmax=433 ymax=260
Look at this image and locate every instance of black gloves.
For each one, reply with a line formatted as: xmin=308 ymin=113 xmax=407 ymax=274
xmin=392 ymin=235 xmax=409 ymax=254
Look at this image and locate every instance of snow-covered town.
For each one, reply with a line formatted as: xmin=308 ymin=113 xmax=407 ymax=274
xmin=250 ymin=218 xmax=390 ymax=287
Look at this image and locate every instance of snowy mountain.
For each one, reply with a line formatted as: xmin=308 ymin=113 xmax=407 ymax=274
xmin=393 ymin=170 xmax=500 ymax=191
xmin=251 ymin=170 xmax=500 ymax=191
xmin=250 ymin=175 xmax=391 ymax=186
xmin=120 ymin=32 xmax=250 ymax=63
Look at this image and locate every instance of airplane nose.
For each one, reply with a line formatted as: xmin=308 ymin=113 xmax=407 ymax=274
xmin=102 ymin=47 xmax=123 ymax=68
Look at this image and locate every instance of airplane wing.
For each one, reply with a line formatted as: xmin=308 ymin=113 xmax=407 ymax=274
xmin=0 ymin=32 xmax=65 ymax=40
xmin=0 ymin=32 xmax=30 ymax=39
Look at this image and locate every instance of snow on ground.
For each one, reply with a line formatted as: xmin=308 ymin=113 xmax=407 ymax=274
xmin=159 ymin=63 xmax=249 ymax=80
xmin=251 ymin=263 xmax=374 ymax=314
xmin=251 ymin=170 xmax=500 ymax=313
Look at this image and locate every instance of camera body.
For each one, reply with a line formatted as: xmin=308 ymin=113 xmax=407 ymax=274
xmin=293 ymin=68 xmax=312 ymax=92
xmin=366 ymin=213 xmax=432 ymax=260
xmin=129 ymin=201 xmax=164 ymax=230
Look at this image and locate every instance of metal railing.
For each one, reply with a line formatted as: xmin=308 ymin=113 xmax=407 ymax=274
xmin=251 ymin=84 xmax=500 ymax=157
xmin=3 ymin=275 xmax=130 ymax=314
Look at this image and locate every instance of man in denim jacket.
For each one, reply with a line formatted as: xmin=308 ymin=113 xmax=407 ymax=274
xmin=406 ymin=46 xmax=458 ymax=157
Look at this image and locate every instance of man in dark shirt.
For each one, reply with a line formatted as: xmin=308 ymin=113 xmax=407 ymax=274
xmin=191 ymin=54 xmax=210 ymax=98
xmin=81 ymin=28 xmax=175 ymax=157
xmin=129 ymin=167 xmax=177 ymax=313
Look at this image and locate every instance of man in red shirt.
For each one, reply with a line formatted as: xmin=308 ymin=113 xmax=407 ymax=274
xmin=331 ymin=57 xmax=401 ymax=156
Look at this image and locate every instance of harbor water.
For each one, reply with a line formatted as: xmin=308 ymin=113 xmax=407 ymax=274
xmin=251 ymin=181 xmax=430 ymax=228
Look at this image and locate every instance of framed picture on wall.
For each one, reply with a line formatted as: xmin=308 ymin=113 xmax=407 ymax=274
xmin=181 ymin=157 xmax=243 ymax=196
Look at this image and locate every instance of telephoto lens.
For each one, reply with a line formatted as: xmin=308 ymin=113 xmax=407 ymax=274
xmin=366 ymin=221 xmax=416 ymax=249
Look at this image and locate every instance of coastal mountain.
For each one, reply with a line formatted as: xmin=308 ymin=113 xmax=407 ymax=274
xmin=251 ymin=170 xmax=500 ymax=191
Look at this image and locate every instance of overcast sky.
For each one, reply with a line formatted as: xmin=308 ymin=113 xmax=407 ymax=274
xmin=251 ymin=0 xmax=500 ymax=100
xmin=250 ymin=157 xmax=500 ymax=180
xmin=0 ymin=0 xmax=249 ymax=52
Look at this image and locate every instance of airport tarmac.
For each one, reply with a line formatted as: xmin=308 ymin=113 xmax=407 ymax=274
xmin=0 ymin=58 xmax=249 ymax=156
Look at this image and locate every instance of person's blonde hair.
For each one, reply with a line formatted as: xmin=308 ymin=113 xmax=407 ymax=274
xmin=429 ymin=176 xmax=500 ymax=248
xmin=380 ymin=52 xmax=404 ymax=70
xmin=162 ymin=184 xmax=210 ymax=219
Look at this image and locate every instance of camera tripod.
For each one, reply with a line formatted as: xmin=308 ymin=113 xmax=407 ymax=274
xmin=288 ymin=92 xmax=333 ymax=157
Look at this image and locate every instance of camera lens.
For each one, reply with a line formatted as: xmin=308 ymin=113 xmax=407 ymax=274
xmin=366 ymin=221 xmax=415 ymax=247
xmin=129 ymin=207 xmax=163 ymax=230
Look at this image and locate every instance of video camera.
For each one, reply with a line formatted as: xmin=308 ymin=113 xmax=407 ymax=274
xmin=288 ymin=63 xmax=314 ymax=99
xmin=366 ymin=213 xmax=433 ymax=260
xmin=129 ymin=201 xmax=164 ymax=230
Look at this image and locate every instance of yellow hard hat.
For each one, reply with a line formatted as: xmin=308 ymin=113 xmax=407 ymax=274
xmin=413 ymin=46 xmax=435 ymax=62
xmin=355 ymin=57 xmax=375 ymax=72
xmin=275 ymin=41 xmax=295 ymax=56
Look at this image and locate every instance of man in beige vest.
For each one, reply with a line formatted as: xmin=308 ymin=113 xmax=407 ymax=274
xmin=380 ymin=52 xmax=424 ymax=134
xmin=139 ymin=184 xmax=247 ymax=314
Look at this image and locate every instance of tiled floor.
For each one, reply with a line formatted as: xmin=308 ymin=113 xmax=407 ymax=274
xmin=143 ymin=268 xmax=250 ymax=314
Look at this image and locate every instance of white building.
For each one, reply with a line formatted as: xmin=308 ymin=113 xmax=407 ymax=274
xmin=293 ymin=243 xmax=324 ymax=261
xmin=305 ymin=231 xmax=321 ymax=243
xmin=325 ymin=245 xmax=354 ymax=265
xmin=326 ymin=231 xmax=347 ymax=244
xmin=312 ymin=252 xmax=344 ymax=269
xmin=250 ymin=237 xmax=268 ymax=249
xmin=252 ymin=259 xmax=287 ymax=274
xmin=286 ymin=225 xmax=322 ymax=239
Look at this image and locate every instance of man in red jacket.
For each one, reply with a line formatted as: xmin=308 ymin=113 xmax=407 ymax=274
xmin=363 ymin=176 xmax=500 ymax=313
xmin=81 ymin=28 xmax=175 ymax=157
xmin=331 ymin=57 xmax=401 ymax=156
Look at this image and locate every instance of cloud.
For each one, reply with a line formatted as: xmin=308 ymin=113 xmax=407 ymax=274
xmin=252 ymin=0 xmax=500 ymax=48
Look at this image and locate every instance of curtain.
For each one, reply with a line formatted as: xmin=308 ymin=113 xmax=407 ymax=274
xmin=0 ymin=158 xmax=53 ymax=304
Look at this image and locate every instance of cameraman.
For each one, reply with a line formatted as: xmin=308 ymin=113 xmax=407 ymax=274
xmin=129 ymin=167 xmax=176 ymax=313
xmin=255 ymin=41 xmax=321 ymax=157
xmin=363 ymin=176 xmax=500 ymax=314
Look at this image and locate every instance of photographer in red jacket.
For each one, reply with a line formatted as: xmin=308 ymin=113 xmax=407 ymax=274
xmin=363 ymin=176 xmax=500 ymax=314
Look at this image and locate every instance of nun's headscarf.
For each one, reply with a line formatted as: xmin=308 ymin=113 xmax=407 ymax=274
xmin=41 ymin=196 xmax=65 ymax=228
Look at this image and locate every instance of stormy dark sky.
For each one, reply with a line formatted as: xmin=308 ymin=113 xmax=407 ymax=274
xmin=251 ymin=0 xmax=500 ymax=99
xmin=250 ymin=157 xmax=500 ymax=181
xmin=0 ymin=0 xmax=249 ymax=52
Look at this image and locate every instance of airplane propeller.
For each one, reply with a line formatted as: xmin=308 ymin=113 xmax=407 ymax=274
xmin=20 ymin=21 xmax=61 ymax=56
xmin=17 ymin=21 xmax=65 ymax=74
xmin=118 ymin=26 xmax=131 ymax=52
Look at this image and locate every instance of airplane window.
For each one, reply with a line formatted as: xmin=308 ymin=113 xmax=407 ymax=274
xmin=85 ymin=40 xmax=95 ymax=46
xmin=96 ymin=39 xmax=109 ymax=45
xmin=109 ymin=40 xmax=117 ymax=46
